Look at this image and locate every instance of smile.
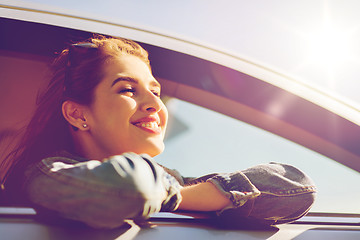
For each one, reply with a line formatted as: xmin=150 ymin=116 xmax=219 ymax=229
xmin=132 ymin=121 xmax=162 ymax=134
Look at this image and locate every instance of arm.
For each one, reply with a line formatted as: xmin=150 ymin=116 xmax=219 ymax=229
xmin=178 ymin=171 xmax=261 ymax=213
xmin=179 ymin=163 xmax=316 ymax=226
xmin=178 ymin=182 xmax=231 ymax=211
xmin=24 ymin=152 xmax=181 ymax=229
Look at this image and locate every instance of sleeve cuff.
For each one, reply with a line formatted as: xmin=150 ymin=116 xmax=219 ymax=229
xmin=207 ymin=172 xmax=261 ymax=213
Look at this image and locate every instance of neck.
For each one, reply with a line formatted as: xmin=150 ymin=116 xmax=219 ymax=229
xmin=71 ymin=130 xmax=109 ymax=161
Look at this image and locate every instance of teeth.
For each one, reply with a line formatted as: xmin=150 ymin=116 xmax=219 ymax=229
xmin=138 ymin=122 xmax=159 ymax=128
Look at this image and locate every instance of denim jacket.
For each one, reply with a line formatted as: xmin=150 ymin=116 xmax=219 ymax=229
xmin=21 ymin=151 xmax=316 ymax=229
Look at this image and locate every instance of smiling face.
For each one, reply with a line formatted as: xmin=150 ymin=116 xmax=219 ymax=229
xmin=81 ymin=54 xmax=168 ymax=159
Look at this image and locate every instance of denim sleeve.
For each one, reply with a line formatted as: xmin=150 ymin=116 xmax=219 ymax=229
xmin=24 ymin=152 xmax=182 ymax=229
xmin=205 ymin=163 xmax=317 ymax=225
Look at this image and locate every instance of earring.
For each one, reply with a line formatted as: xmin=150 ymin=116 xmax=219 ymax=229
xmin=82 ymin=123 xmax=88 ymax=128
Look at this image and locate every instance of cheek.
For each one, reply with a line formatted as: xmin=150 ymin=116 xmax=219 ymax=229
xmin=109 ymin=99 xmax=137 ymax=125
xmin=111 ymin=96 xmax=136 ymax=111
xmin=91 ymin=97 xmax=137 ymax=127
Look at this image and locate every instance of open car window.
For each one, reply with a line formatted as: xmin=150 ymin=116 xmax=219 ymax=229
xmin=1 ymin=16 xmax=360 ymax=217
xmin=157 ymin=98 xmax=360 ymax=215
xmin=1 ymin=3 xmax=360 ymax=239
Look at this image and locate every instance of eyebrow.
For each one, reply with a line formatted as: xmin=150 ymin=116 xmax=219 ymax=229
xmin=111 ymin=76 xmax=161 ymax=88
xmin=111 ymin=77 xmax=137 ymax=87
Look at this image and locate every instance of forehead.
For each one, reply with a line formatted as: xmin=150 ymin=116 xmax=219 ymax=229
xmin=101 ymin=54 xmax=158 ymax=86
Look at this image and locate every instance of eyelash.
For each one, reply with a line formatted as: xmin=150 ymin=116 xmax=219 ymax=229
xmin=118 ymin=87 xmax=135 ymax=94
xmin=118 ymin=87 xmax=161 ymax=97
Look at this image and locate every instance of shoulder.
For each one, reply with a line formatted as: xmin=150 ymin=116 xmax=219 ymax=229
xmin=24 ymin=151 xmax=94 ymax=186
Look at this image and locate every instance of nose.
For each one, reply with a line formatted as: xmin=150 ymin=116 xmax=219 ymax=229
xmin=140 ymin=91 xmax=164 ymax=113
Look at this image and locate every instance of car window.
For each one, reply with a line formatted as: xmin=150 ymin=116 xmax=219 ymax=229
xmin=2 ymin=16 xmax=359 ymax=215
xmin=155 ymin=98 xmax=360 ymax=214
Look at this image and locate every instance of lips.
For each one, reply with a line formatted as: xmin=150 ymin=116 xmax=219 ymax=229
xmin=131 ymin=116 xmax=162 ymax=134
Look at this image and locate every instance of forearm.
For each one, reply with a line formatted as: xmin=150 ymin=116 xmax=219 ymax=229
xmin=178 ymin=181 xmax=231 ymax=211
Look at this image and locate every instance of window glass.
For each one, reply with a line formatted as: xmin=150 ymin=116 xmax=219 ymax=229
xmin=155 ymin=98 xmax=360 ymax=214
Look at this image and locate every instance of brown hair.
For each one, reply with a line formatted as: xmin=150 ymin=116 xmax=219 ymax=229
xmin=1 ymin=35 xmax=150 ymax=197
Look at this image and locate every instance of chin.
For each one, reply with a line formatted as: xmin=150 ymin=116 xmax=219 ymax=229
xmin=142 ymin=142 xmax=165 ymax=157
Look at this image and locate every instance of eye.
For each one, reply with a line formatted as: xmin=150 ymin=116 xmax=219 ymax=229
xmin=118 ymin=87 xmax=136 ymax=97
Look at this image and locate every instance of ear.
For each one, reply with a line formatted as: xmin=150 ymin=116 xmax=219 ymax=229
xmin=62 ymin=100 xmax=89 ymax=131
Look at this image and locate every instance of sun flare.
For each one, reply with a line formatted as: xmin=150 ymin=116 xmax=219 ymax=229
xmin=306 ymin=25 xmax=354 ymax=72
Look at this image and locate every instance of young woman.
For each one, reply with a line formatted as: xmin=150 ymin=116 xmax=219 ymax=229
xmin=1 ymin=36 xmax=316 ymax=229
